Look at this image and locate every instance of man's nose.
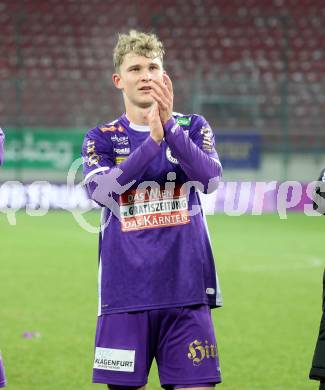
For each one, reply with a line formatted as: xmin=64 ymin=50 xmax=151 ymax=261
xmin=142 ymin=70 xmax=152 ymax=81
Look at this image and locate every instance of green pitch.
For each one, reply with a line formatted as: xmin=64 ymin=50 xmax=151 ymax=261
xmin=0 ymin=212 xmax=323 ymax=390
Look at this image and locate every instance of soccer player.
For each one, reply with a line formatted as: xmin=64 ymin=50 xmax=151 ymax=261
xmin=309 ymin=169 xmax=325 ymax=389
xmin=82 ymin=30 xmax=223 ymax=390
xmin=310 ymin=268 xmax=325 ymax=390
xmin=0 ymin=128 xmax=6 ymax=388
xmin=313 ymin=168 xmax=325 ymax=215
xmin=0 ymin=128 xmax=4 ymax=166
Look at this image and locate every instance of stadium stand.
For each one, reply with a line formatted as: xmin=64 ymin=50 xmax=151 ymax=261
xmin=0 ymin=0 xmax=324 ymax=150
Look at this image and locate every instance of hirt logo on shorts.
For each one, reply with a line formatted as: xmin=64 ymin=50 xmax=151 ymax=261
xmin=187 ymin=340 xmax=217 ymax=366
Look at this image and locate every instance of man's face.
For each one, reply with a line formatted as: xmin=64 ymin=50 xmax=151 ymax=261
xmin=113 ymin=52 xmax=164 ymax=109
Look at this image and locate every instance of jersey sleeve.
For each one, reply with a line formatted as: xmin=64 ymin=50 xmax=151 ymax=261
xmin=81 ymin=127 xmax=117 ymax=206
xmin=82 ymin=126 xmax=162 ymax=207
xmin=164 ymin=115 xmax=222 ymax=193
xmin=82 ymin=127 xmax=115 ymax=181
xmin=189 ymin=115 xmax=221 ymax=164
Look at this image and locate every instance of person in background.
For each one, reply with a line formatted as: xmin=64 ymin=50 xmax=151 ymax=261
xmin=313 ymin=169 xmax=325 ymax=215
xmin=0 ymin=129 xmax=6 ymax=388
xmin=309 ymin=169 xmax=325 ymax=389
xmin=0 ymin=128 xmax=4 ymax=166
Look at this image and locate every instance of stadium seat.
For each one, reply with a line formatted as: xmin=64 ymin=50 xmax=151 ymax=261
xmin=0 ymin=0 xmax=324 ymax=148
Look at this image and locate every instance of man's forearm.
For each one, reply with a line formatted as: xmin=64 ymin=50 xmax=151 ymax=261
xmin=115 ymin=135 xmax=161 ymax=185
xmin=85 ymin=135 xmax=161 ymax=203
xmin=164 ymin=118 xmax=222 ymax=190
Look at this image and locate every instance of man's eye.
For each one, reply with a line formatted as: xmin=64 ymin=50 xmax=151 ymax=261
xmin=131 ymin=68 xmax=139 ymax=71
xmin=150 ymin=66 xmax=158 ymax=70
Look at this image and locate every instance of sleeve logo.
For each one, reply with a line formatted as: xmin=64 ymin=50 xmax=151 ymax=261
xmin=200 ymin=126 xmax=214 ymax=152
xmin=177 ymin=117 xmax=191 ymax=126
xmin=86 ymin=139 xmax=100 ymax=166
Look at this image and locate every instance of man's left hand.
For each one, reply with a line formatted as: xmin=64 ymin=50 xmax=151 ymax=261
xmin=149 ymin=73 xmax=173 ymax=125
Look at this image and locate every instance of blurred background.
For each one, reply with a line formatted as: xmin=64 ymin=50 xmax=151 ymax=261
xmin=0 ymin=0 xmax=324 ymax=186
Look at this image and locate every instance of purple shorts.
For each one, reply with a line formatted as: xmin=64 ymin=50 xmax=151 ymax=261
xmin=92 ymin=304 xmax=221 ymax=388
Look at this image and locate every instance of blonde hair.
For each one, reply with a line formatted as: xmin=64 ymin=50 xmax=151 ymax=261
xmin=113 ymin=30 xmax=165 ymax=71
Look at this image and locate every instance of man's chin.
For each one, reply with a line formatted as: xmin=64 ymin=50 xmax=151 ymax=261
xmin=136 ymin=98 xmax=155 ymax=109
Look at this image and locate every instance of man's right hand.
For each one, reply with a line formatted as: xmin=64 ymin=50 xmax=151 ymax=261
xmin=148 ymin=103 xmax=164 ymax=145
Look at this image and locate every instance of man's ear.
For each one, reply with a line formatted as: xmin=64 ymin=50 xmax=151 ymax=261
xmin=112 ymin=73 xmax=123 ymax=90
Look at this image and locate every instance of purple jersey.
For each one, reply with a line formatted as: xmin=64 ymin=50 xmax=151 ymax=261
xmin=82 ymin=113 xmax=223 ymax=315
xmin=0 ymin=129 xmax=4 ymax=166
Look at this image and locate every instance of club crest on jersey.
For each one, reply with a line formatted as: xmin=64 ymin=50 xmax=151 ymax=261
xmin=166 ymin=147 xmax=179 ymax=164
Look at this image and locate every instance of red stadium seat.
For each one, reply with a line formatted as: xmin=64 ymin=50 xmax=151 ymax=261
xmin=0 ymin=0 xmax=324 ymax=146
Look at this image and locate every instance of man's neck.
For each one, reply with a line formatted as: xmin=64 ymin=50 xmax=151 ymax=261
xmin=124 ymin=100 xmax=152 ymax=126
